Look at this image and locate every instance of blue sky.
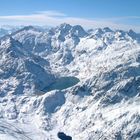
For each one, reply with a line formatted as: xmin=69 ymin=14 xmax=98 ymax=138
xmin=0 ymin=0 xmax=140 ymax=31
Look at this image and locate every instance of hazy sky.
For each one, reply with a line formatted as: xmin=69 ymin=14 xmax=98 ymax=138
xmin=0 ymin=0 xmax=140 ymax=31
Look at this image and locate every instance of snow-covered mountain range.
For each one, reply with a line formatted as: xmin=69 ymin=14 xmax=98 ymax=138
xmin=0 ymin=23 xmax=140 ymax=140
xmin=0 ymin=26 xmax=23 ymax=37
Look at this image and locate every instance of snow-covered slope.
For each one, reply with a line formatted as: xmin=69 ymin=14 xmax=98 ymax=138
xmin=0 ymin=24 xmax=140 ymax=140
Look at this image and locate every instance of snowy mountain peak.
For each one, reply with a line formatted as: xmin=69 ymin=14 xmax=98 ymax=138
xmin=11 ymin=25 xmax=40 ymax=37
xmin=71 ymin=25 xmax=87 ymax=37
xmin=17 ymin=25 xmax=37 ymax=32
xmin=55 ymin=23 xmax=87 ymax=38
xmin=128 ymin=29 xmax=140 ymax=42
xmin=103 ymin=27 xmax=113 ymax=32
xmin=58 ymin=23 xmax=72 ymax=30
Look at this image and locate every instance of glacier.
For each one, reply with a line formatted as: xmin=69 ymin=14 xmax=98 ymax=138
xmin=0 ymin=23 xmax=140 ymax=140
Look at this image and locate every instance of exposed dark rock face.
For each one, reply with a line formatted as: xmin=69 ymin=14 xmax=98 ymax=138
xmin=57 ymin=132 xmax=72 ymax=140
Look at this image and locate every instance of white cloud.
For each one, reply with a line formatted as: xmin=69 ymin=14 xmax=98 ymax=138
xmin=0 ymin=11 xmax=140 ymax=32
xmin=103 ymin=16 xmax=140 ymax=21
xmin=36 ymin=10 xmax=66 ymax=17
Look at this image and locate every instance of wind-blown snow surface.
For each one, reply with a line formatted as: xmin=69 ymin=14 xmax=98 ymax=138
xmin=0 ymin=23 xmax=140 ymax=140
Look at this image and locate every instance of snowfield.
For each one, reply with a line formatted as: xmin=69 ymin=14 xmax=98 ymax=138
xmin=0 ymin=23 xmax=140 ymax=140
